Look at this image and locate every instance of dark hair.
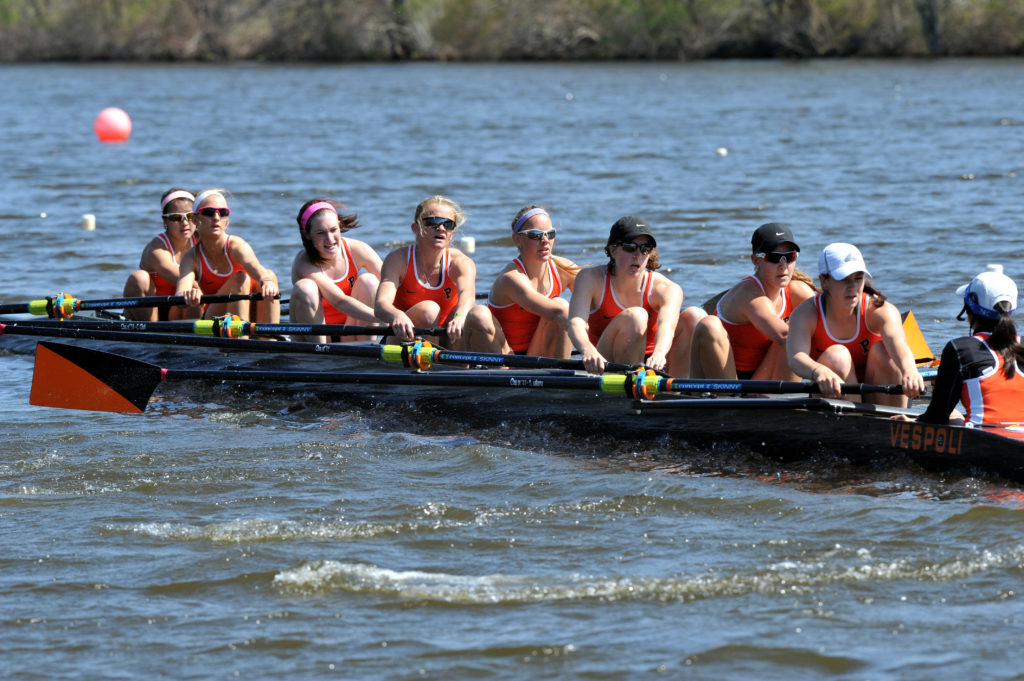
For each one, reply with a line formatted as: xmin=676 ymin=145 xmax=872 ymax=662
xmin=820 ymin=274 xmax=887 ymax=307
xmin=970 ymin=302 xmax=1024 ymax=378
xmin=296 ymin=198 xmax=360 ymax=266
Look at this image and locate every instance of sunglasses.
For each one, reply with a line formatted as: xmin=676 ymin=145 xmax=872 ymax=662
xmin=758 ymin=250 xmax=798 ymax=264
xmin=161 ymin=212 xmax=193 ymax=223
xmin=421 ymin=216 xmax=457 ymax=231
xmin=197 ymin=206 xmax=231 ymax=218
xmin=521 ymin=229 xmax=557 ymax=241
xmin=619 ymin=241 xmax=653 ymax=256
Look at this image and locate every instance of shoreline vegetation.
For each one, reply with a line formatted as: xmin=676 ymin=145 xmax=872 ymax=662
xmin=2 ymin=0 xmax=1023 ymax=62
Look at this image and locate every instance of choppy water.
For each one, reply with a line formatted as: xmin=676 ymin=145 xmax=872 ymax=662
xmin=2 ymin=60 xmax=1024 ymax=680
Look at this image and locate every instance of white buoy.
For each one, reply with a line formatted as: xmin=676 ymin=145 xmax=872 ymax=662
xmin=81 ymin=214 xmax=96 ymax=231
xmin=716 ymin=147 xmax=729 ymax=157
xmin=39 ymin=212 xmax=47 ymax=218
xmin=460 ymin=236 xmax=476 ymax=254
xmin=987 ymin=263 xmax=1003 ymax=274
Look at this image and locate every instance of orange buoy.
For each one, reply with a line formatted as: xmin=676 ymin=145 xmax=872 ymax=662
xmin=93 ymin=107 xmax=132 ymax=143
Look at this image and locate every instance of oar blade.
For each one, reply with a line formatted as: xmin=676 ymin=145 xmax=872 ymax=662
xmin=30 ymin=341 xmax=163 ymax=413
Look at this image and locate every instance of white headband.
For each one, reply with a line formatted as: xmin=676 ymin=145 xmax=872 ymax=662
xmin=160 ymin=190 xmax=195 ymax=211
xmin=192 ymin=190 xmax=225 ymax=212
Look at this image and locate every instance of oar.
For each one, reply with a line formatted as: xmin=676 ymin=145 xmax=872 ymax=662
xmin=0 ymin=292 xmax=277 ymax=319
xmin=29 ymin=341 xmax=905 ymax=414
xmin=2 ymin=318 xmax=444 ymax=339
xmin=0 ymin=322 xmax=632 ymax=372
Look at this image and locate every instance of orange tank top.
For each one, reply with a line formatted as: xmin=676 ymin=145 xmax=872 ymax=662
xmin=962 ymin=332 xmax=1024 ymax=426
xmin=392 ymin=246 xmax=459 ymax=322
xmin=488 ymin=258 xmax=563 ymax=354
xmin=716 ymin=276 xmax=794 ymax=373
xmin=587 ymin=268 xmax=656 ymax=356
xmin=810 ymin=292 xmax=882 ymax=378
xmin=321 ymin=238 xmax=360 ymax=325
xmin=197 ymin=236 xmax=247 ymax=295
xmin=150 ymin=232 xmax=198 ymax=296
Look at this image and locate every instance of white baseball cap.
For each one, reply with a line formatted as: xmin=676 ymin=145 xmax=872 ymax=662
xmin=818 ymin=242 xmax=871 ymax=280
xmin=956 ymin=270 xmax=1018 ymax=320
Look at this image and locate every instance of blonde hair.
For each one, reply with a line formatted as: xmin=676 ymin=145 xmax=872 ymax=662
xmin=414 ymin=195 xmax=465 ymax=228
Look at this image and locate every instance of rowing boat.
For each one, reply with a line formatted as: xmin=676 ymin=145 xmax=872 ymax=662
xmin=7 ymin=321 xmax=1024 ymax=482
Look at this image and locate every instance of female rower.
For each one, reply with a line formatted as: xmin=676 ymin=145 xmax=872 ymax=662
xmin=787 ymin=242 xmax=924 ymax=407
xmin=374 ymin=195 xmax=476 ymax=348
xmin=289 ymin=198 xmax=383 ymax=343
xmin=176 ymin=189 xmax=280 ymax=324
xmin=914 ymin=268 xmax=1024 ymax=425
xmin=463 ymin=205 xmax=579 ymax=358
xmin=568 ymin=216 xmax=689 ymax=375
xmin=687 ymin=223 xmax=816 ymax=379
xmin=122 ymin=188 xmax=200 ymax=321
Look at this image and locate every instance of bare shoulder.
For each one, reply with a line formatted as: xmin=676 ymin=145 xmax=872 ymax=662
xmin=870 ymin=298 xmax=903 ymax=326
xmin=291 ymin=248 xmax=316 ymax=275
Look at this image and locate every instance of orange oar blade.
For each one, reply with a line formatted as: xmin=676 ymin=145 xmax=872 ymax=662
xmin=902 ymin=310 xmax=935 ymax=364
xmin=30 ymin=341 xmax=163 ymax=413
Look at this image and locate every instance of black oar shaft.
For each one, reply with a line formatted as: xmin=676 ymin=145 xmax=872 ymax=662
xmin=5 ymin=319 xmax=442 ymax=337
xmin=0 ymin=292 xmax=275 ymax=316
xmin=163 ymin=368 xmax=605 ymax=391
xmin=663 ymin=378 xmax=903 ymax=395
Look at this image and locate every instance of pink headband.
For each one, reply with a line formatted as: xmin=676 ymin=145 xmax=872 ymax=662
xmin=512 ymin=208 xmax=549 ymax=233
xmin=300 ymin=201 xmax=337 ymax=232
xmin=160 ymin=190 xmax=195 ymax=211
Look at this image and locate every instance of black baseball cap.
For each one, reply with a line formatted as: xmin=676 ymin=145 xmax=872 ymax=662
xmin=607 ymin=216 xmax=656 ymax=248
xmin=751 ymin=223 xmax=799 ymax=254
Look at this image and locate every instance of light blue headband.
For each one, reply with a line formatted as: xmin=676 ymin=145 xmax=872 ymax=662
xmin=512 ymin=208 xmax=549 ymax=234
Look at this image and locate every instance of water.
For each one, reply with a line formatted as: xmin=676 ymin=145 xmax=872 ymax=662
xmin=2 ymin=60 xmax=1024 ymax=680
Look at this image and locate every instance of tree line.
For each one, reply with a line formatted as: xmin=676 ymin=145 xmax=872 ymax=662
xmin=3 ymin=0 xmax=1023 ymax=61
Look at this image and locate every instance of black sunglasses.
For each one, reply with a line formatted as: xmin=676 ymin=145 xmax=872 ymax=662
xmin=758 ymin=250 xmax=798 ymax=264
xmin=421 ymin=216 xmax=456 ymax=231
xmin=619 ymin=241 xmax=653 ymax=256
xmin=197 ymin=207 xmax=230 ymax=218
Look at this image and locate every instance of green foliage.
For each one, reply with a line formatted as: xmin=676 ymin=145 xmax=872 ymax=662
xmin=1 ymin=0 xmax=1023 ymax=60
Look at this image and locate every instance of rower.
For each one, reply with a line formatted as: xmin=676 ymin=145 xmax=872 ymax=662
xmin=686 ymin=223 xmax=816 ymax=380
xmin=787 ymin=242 xmax=924 ymax=407
xmin=568 ymin=216 xmax=691 ymax=375
xmin=121 ymin=188 xmax=200 ymax=321
xmin=914 ymin=268 xmax=1024 ymax=425
xmin=289 ymin=198 xmax=382 ymax=343
xmin=176 ymin=189 xmax=281 ymax=324
xmin=463 ymin=205 xmax=580 ymax=358
xmin=373 ymin=195 xmax=476 ymax=348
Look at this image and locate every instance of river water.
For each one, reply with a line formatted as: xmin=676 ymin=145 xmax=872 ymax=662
xmin=2 ymin=60 xmax=1024 ymax=680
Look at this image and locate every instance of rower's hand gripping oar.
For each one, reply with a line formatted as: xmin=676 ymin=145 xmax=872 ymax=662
xmin=28 ymin=341 xmax=905 ymax=414
xmin=0 ymin=292 xmax=278 ymax=319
